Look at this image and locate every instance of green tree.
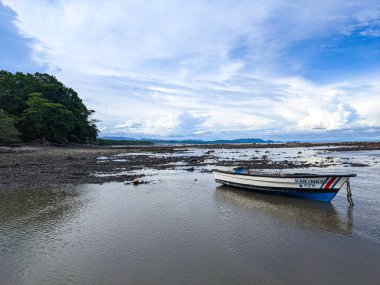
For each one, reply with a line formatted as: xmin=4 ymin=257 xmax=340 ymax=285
xmin=0 ymin=71 xmax=28 ymax=115
xmin=0 ymin=71 xmax=98 ymax=143
xmin=0 ymin=108 xmax=20 ymax=143
xmin=20 ymin=93 xmax=75 ymax=143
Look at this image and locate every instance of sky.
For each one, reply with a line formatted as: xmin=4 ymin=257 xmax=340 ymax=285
xmin=0 ymin=0 xmax=379 ymax=141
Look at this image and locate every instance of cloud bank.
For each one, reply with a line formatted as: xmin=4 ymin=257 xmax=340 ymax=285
xmin=1 ymin=0 xmax=380 ymax=140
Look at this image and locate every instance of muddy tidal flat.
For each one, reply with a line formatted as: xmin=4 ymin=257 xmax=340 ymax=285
xmin=0 ymin=142 xmax=380 ymax=284
xmin=0 ymin=141 xmax=379 ymax=187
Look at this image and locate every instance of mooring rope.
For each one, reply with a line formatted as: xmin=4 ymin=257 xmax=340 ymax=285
xmin=346 ymin=180 xmax=354 ymax=206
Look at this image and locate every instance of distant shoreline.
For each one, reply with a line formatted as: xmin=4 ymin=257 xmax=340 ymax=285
xmin=1 ymin=140 xmax=379 ymax=150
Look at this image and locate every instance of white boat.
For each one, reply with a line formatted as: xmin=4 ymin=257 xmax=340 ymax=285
xmin=213 ymin=168 xmax=356 ymax=203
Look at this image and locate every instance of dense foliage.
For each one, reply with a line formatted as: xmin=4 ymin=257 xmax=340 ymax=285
xmin=0 ymin=71 xmax=98 ymax=143
xmin=0 ymin=108 xmax=19 ymax=142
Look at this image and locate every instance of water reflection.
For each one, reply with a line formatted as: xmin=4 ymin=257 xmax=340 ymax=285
xmin=214 ymin=185 xmax=353 ymax=235
xmin=0 ymin=185 xmax=90 ymax=284
xmin=0 ymin=185 xmax=88 ymax=224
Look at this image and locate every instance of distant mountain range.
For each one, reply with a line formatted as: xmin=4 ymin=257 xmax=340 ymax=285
xmin=99 ymin=136 xmax=276 ymax=144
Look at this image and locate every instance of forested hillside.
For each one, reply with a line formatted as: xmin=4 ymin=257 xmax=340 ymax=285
xmin=0 ymin=71 xmax=98 ymax=143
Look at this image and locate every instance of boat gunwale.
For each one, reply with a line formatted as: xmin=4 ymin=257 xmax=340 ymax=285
xmin=213 ymin=169 xmax=357 ymax=178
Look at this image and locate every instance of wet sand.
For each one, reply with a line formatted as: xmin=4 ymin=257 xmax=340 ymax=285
xmin=0 ymin=142 xmax=379 ymax=188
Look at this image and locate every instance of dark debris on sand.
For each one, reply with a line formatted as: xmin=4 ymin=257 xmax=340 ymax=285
xmin=0 ymin=142 xmax=377 ymax=188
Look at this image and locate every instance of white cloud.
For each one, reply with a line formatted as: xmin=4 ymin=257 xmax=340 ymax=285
xmin=6 ymin=0 xmax=379 ymax=77
xmin=116 ymin=115 xmax=179 ymax=136
xmin=298 ymin=103 xmax=355 ymax=130
xmin=2 ymin=0 xmax=380 ymax=139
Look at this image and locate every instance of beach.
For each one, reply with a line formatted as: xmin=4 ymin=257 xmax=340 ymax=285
xmin=1 ymin=142 xmax=380 ymax=284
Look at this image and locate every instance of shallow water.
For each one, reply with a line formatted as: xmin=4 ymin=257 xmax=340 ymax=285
xmin=1 ymin=150 xmax=380 ymax=285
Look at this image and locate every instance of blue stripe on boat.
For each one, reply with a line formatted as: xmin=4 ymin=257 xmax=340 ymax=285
xmin=320 ymin=177 xmax=330 ymax=189
xmin=330 ymin=177 xmax=341 ymax=189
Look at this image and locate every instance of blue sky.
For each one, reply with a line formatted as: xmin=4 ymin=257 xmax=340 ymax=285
xmin=1 ymin=0 xmax=379 ymax=141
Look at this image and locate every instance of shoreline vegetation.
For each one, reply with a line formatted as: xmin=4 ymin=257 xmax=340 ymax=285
xmin=0 ymin=71 xmax=97 ymax=144
xmin=0 ymin=141 xmax=379 ymax=188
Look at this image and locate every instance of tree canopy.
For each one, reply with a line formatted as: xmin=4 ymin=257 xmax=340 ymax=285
xmin=0 ymin=71 xmax=98 ymax=143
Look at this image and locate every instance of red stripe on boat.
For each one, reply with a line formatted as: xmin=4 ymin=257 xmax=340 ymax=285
xmin=324 ymin=177 xmax=337 ymax=189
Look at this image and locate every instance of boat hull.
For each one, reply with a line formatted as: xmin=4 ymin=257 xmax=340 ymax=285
xmin=213 ymin=170 xmax=355 ymax=202
xmin=215 ymin=178 xmax=338 ymax=202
